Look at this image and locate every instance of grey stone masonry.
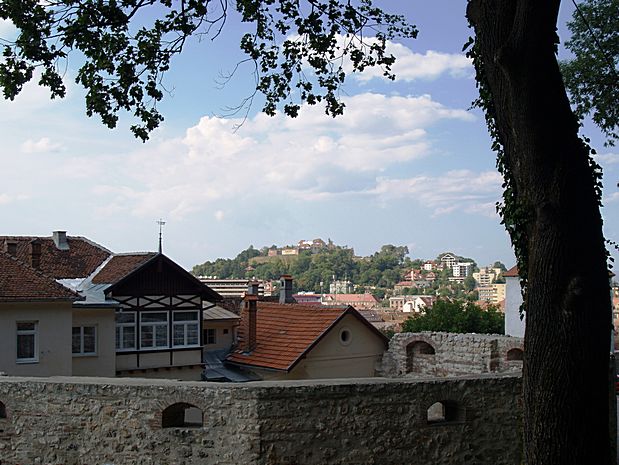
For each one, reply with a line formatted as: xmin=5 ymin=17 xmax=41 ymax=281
xmin=0 ymin=375 xmax=522 ymax=465
xmin=381 ymin=332 xmax=524 ymax=378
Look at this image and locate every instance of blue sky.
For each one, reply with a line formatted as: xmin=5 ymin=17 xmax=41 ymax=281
xmin=1 ymin=1 xmax=618 ymax=271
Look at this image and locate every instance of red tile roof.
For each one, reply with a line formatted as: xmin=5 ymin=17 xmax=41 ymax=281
xmin=323 ymin=293 xmax=379 ymax=303
xmin=0 ymin=252 xmax=78 ymax=302
xmin=503 ymin=266 xmax=519 ymax=277
xmin=227 ymin=302 xmax=362 ymax=371
xmin=0 ymin=236 xmax=111 ymax=279
xmin=91 ymin=253 xmax=156 ymax=284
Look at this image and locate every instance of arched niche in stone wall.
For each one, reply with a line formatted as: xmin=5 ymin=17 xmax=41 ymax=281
xmin=426 ymin=400 xmax=464 ymax=424
xmin=162 ymin=403 xmax=203 ymax=428
xmin=406 ymin=340 xmax=436 ymax=374
xmin=506 ymin=348 xmax=524 ymax=361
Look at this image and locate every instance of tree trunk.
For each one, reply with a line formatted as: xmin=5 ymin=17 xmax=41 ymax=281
xmin=467 ymin=1 xmax=612 ymax=464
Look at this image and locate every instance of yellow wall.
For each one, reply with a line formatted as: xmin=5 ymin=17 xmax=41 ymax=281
xmin=0 ymin=302 xmax=73 ymax=377
xmin=71 ymin=308 xmax=116 ymax=377
xmin=203 ymin=320 xmax=236 ymax=351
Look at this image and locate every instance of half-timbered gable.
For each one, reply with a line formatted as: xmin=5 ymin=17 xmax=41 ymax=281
xmin=90 ymin=253 xmax=222 ymax=380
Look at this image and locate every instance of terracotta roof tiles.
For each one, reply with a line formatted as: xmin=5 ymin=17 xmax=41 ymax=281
xmin=227 ymin=302 xmax=350 ymax=371
xmin=91 ymin=253 xmax=157 ymax=284
xmin=0 ymin=252 xmax=78 ymax=302
xmin=503 ymin=266 xmax=519 ymax=277
xmin=0 ymin=236 xmax=111 ymax=279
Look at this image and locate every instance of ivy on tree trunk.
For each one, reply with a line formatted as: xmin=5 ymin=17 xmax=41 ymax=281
xmin=467 ymin=0 xmax=612 ymax=463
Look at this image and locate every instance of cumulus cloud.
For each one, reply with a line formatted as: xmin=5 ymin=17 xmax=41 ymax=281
xmin=91 ymin=92 xmax=485 ymax=219
xmin=595 ymin=152 xmax=619 ymax=165
xmin=354 ymin=46 xmax=472 ymax=82
xmin=0 ymin=18 xmax=17 ymax=39
xmin=214 ymin=210 xmax=225 ymax=221
xmin=288 ymin=34 xmax=472 ymax=82
xmin=20 ymin=137 xmax=64 ymax=154
xmin=372 ymin=170 xmax=503 ymax=217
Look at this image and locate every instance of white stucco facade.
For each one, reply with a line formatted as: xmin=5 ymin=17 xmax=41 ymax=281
xmin=504 ymin=275 xmax=525 ymax=337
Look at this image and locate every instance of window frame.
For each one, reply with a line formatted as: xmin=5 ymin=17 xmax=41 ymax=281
xmin=115 ymin=311 xmax=137 ymax=352
xmin=139 ymin=311 xmax=169 ymax=349
xmin=204 ymin=328 xmax=216 ymax=345
xmin=72 ymin=325 xmax=97 ymax=356
xmin=172 ymin=311 xmax=200 ymax=348
xmin=16 ymin=321 xmax=38 ymax=363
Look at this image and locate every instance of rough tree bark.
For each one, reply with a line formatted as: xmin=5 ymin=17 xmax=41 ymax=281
xmin=467 ymin=0 xmax=612 ymax=463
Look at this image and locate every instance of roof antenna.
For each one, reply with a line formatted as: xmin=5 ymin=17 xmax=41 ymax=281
xmin=156 ymin=218 xmax=166 ymax=253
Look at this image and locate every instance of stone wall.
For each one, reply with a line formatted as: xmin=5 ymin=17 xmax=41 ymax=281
xmin=0 ymin=375 xmax=522 ymax=465
xmin=381 ymin=332 xmax=524 ymax=378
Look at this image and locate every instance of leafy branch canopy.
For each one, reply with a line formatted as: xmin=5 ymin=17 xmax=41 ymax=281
xmin=0 ymin=0 xmax=416 ymax=140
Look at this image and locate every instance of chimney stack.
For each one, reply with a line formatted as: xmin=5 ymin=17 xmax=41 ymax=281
xmin=30 ymin=239 xmax=41 ymax=269
xmin=4 ymin=240 xmax=17 ymax=256
xmin=52 ymin=231 xmax=69 ymax=250
xmin=279 ymin=275 xmax=294 ymax=304
xmin=243 ymin=294 xmax=258 ymax=353
xmin=247 ymin=280 xmax=260 ymax=296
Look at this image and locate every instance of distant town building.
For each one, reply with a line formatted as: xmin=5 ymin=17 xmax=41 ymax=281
xmin=422 ymin=261 xmax=435 ymax=271
xmin=281 ymin=247 xmax=299 ymax=256
xmin=293 ymin=293 xmax=322 ymax=305
xmin=198 ymin=278 xmax=265 ymax=298
xmin=389 ymin=295 xmax=435 ymax=313
xmin=321 ymin=293 xmax=379 ymax=309
xmin=439 ymin=252 xmax=458 ymax=269
xmin=452 ymin=262 xmax=474 ymax=278
xmin=330 ymin=279 xmax=353 ymax=294
xmin=477 ymin=283 xmax=506 ymax=305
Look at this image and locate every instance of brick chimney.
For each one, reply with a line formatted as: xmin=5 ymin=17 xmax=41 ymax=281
xmin=4 ymin=240 xmax=17 ymax=256
xmin=30 ymin=239 xmax=41 ymax=269
xmin=52 ymin=231 xmax=69 ymax=250
xmin=243 ymin=294 xmax=258 ymax=353
xmin=247 ymin=280 xmax=260 ymax=296
xmin=279 ymin=275 xmax=294 ymax=304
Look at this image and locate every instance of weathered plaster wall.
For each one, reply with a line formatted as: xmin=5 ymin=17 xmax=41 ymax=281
xmin=0 ymin=375 xmax=522 ymax=465
xmin=381 ymin=332 xmax=524 ymax=378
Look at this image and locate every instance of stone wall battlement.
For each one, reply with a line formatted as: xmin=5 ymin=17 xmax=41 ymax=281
xmin=381 ymin=332 xmax=524 ymax=377
xmin=0 ymin=375 xmax=522 ymax=465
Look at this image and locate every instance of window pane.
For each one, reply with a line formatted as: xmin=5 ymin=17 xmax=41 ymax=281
xmin=174 ymin=311 xmax=198 ymax=322
xmin=187 ymin=324 xmax=199 ymax=345
xmin=142 ymin=313 xmax=167 ymax=323
xmin=116 ymin=312 xmax=135 ymax=324
xmin=17 ymin=322 xmax=35 ymax=331
xmin=83 ymin=327 xmax=96 ymax=353
xmin=72 ymin=328 xmax=81 ymax=354
xmin=155 ymin=325 xmax=168 ymax=347
xmin=173 ymin=324 xmax=185 ymax=346
xmin=141 ymin=326 xmax=153 ymax=347
xmin=123 ymin=327 xmax=136 ymax=349
xmin=17 ymin=334 xmax=35 ymax=359
xmin=116 ymin=327 xmax=121 ymax=349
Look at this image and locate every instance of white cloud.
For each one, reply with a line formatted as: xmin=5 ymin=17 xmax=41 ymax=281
xmin=372 ymin=170 xmax=502 ymax=217
xmin=606 ymin=192 xmax=619 ymax=204
xmin=214 ymin=210 xmax=225 ymax=221
xmin=0 ymin=18 xmax=17 ymax=39
xmin=0 ymin=193 xmax=28 ymax=205
xmin=595 ymin=152 xmax=619 ymax=165
xmin=287 ymin=34 xmax=472 ymax=83
xmin=354 ymin=47 xmax=472 ymax=82
xmin=20 ymin=137 xmax=64 ymax=154
xmin=87 ymin=92 xmax=489 ymax=220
